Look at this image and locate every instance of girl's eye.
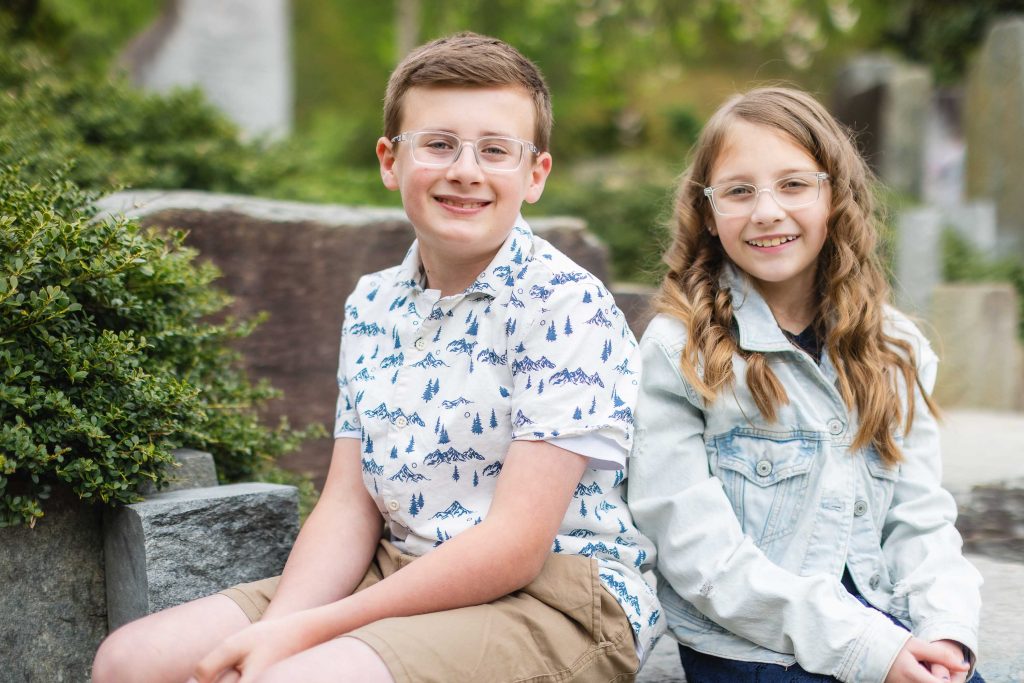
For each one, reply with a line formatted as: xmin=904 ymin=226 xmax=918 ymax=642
xmin=722 ymin=184 xmax=755 ymax=197
xmin=779 ymin=177 xmax=812 ymax=191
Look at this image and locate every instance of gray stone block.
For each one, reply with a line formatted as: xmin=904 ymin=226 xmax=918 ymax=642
xmin=929 ymin=283 xmax=1023 ymax=410
xmin=612 ymin=283 xmax=656 ymax=339
xmin=104 ymin=482 xmax=299 ymax=630
xmin=895 ymin=206 xmax=943 ymax=315
xmin=966 ymin=16 xmax=1024 ymax=258
xmin=0 ymin=486 xmax=106 ymax=683
xmin=139 ymin=448 xmax=219 ymax=495
xmin=956 ymin=478 xmax=1024 ymax=564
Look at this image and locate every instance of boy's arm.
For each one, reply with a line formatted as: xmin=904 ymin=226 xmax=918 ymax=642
xmin=193 ymin=439 xmax=588 ymax=682
xmin=261 ymin=438 xmax=383 ymax=618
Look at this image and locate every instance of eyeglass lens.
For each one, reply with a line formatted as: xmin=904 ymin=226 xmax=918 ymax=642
xmin=409 ymin=132 xmax=524 ymax=171
xmin=711 ymin=174 xmax=824 ymax=216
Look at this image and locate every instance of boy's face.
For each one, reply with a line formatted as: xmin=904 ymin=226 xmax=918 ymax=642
xmin=377 ymin=86 xmax=552 ymax=268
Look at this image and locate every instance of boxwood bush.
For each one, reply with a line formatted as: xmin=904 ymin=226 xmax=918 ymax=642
xmin=0 ymin=165 xmax=320 ymax=527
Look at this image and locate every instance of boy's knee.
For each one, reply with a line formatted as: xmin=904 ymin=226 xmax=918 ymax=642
xmin=92 ymin=626 xmax=145 ymax=683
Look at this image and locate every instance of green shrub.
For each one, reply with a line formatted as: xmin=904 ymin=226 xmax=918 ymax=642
xmin=0 ymin=164 xmax=322 ymax=527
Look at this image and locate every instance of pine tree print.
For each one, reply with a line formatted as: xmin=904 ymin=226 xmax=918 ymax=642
xmin=471 ymin=413 xmax=483 ymax=434
xmin=525 ymin=375 xmax=532 ymax=390
xmin=452 ymin=465 xmax=460 ymax=482
xmin=434 ymin=417 xmax=441 ymax=434
xmin=489 ymin=409 xmax=498 ymax=429
xmin=553 ymin=538 xmax=563 ymax=553
xmin=473 ymin=470 xmax=479 ymax=487
xmin=579 ymin=499 xmax=588 ymax=517
xmin=422 ymin=379 xmax=435 ymax=402
xmin=433 ymin=378 xmax=440 ymax=395
xmin=390 ymin=446 xmax=398 ymax=459
xmin=409 ymin=494 xmax=421 ymax=516
xmin=538 ymin=379 xmax=545 ymax=395
xmin=365 ymin=435 xmax=374 ymax=453
xmin=405 ymin=436 xmax=415 ymax=453
xmin=418 ymin=492 xmax=425 ymax=509
xmin=438 ymin=426 xmax=450 ymax=444
xmin=564 ymin=316 xmax=573 ymax=336
xmin=589 ymin=397 xmax=597 ymax=415
xmin=467 ymin=317 xmax=479 ymax=335
xmin=573 ymin=406 xmax=583 ymax=420
xmin=601 ymin=339 xmax=612 ymax=362
xmin=582 ymin=291 xmax=592 ymax=304
xmin=546 ymin=321 xmax=557 ymax=341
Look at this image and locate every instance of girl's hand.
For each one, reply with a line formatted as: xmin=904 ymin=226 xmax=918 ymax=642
xmin=189 ymin=614 xmax=312 ymax=683
xmin=884 ymin=637 xmax=970 ymax=683
xmin=924 ymin=640 xmax=971 ymax=683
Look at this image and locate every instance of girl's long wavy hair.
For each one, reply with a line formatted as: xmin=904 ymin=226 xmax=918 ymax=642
xmin=656 ymin=87 xmax=937 ymax=464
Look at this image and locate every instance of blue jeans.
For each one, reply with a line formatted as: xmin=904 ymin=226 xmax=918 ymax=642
xmin=677 ymin=579 xmax=985 ymax=682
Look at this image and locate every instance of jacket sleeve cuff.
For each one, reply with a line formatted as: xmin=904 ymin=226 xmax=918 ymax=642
xmin=914 ymin=620 xmax=979 ymax=681
xmin=835 ymin=612 xmax=911 ymax=683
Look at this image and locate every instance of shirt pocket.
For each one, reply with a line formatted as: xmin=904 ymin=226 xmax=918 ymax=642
xmin=863 ymin=441 xmax=901 ymax=533
xmin=710 ymin=429 xmax=820 ymax=549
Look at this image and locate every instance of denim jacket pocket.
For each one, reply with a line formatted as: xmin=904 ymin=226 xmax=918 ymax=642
xmin=863 ymin=442 xmax=901 ymax=532
xmin=710 ymin=429 xmax=821 ymax=549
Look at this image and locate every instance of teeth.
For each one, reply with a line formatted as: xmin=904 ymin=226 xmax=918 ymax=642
xmin=748 ymin=236 xmax=797 ymax=247
xmin=439 ymin=198 xmax=487 ymax=209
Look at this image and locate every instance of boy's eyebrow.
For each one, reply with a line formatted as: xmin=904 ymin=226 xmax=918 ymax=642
xmin=412 ymin=127 xmax=525 ymax=139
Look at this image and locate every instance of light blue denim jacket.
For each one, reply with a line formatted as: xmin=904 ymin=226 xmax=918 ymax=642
xmin=629 ymin=266 xmax=982 ymax=683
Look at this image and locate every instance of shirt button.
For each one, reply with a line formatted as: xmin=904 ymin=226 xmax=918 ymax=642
xmin=755 ymin=460 xmax=773 ymax=477
xmin=414 ymin=337 xmax=426 ymax=351
xmin=395 ymin=416 xmax=408 ymax=428
xmin=827 ymin=418 xmax=844 ymax=435
xmin=387 ymin=499 xmax=400 ymax=512
xmin=853 ymin=500 xmax=868 ymax=517
xmin=869 ymin=573 xmax=881 ymax=590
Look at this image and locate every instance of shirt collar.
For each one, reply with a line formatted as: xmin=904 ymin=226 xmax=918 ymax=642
xmin=719 ymin=262 xmax=793 ymax=353
xmin=394 ymin=215 xmax=535 ymax=300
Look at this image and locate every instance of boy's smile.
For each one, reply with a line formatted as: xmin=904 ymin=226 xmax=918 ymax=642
xmin=377 ymin=86 xmax=552 ymax=295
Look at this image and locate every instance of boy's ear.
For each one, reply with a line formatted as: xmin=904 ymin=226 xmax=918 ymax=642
xmin=377 ymin=136 xmax=400 ymax=191
xmin=523 ymin=151 xmax=553 ymax=205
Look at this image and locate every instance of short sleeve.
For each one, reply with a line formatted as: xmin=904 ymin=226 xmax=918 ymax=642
xmin=333 ymin=294 xmax=362 ymax=439
xmin=508 ymin=275 xmax=638 ymax=469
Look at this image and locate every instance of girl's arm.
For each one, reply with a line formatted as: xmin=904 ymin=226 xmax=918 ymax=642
xmin=879 ymin=324 xmax=982 ymax=672
xmin=628 ymin=328 xmax=910 ymax=683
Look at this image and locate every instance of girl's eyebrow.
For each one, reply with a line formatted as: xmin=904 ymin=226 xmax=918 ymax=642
xmin=712 ymin=168 xmax=821 ymax=184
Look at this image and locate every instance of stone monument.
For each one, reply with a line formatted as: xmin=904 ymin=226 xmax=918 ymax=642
xmin=120 ymin=0 xmax=293 ymax=140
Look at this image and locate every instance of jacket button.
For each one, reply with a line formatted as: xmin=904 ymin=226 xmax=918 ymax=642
xmin=869 ymin=573 xmax=881 ymax=590
xmin=414 ymin=337 xmax=427 ymax=351
xmin=387 ymin=499 xmax=400 ymax=512
xmin=755 ymin=460 xmax=773 ymax=477
xmin=853 ymin=500 xmax=868 ymax=517
xmin=827 ymin=419 xmax=844 ymax=435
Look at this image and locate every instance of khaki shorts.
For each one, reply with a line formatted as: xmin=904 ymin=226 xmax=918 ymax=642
xmin=220 ymin=538 xmax=640 ymax=683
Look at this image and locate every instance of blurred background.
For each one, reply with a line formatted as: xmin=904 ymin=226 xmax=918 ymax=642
xmin=6 ymin=0 xmax=1023 ymax=285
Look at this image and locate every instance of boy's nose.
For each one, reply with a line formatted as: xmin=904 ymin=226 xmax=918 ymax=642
xmin=446 ymin=143 xmax=485 ymax=181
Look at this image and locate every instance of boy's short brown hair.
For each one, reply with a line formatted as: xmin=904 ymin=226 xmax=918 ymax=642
xmin=383 ymin=32 xmax=553 ymax=152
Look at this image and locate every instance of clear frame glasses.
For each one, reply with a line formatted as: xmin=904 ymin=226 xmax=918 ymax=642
xmin=391 ymin=130 xmax=540 ymax=173
xmin=704 ymin=172 xmax=830 ymax=217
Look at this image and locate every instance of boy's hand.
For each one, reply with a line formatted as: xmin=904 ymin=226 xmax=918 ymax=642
xmin=884 ymin=637 xmax=970 ymax=683
xmin=190 ymin=613 xmax=312 ymax=683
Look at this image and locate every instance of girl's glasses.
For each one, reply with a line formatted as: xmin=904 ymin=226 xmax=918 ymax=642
xmin=391 ymin=130 xmax=539 ymax=172
xmin=704 ymin=172 xmax=829 ymax=217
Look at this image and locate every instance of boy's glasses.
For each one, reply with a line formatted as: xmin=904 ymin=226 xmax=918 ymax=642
xmin=704 ymin=172 xmax=830 ymax=217
xmin=391 ymin=130 xmax=540 ymax=172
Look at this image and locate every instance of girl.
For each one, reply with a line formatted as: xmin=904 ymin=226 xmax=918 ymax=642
xmin=628 ymin=87 xmax=984 ymax=683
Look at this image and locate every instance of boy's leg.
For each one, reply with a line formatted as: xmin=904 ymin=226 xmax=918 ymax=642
xmin=92 ymin=593 xmax=250 ymax=683
xmin=255 ymin=637 xmax=394 ymax=683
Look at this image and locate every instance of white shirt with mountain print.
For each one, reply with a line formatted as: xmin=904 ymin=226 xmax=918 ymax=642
xmin=334 ymin=219 xmax=663 ymax=659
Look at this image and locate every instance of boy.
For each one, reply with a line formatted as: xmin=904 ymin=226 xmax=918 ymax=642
xmin=92 ymin=32 xmax=661 ymax=683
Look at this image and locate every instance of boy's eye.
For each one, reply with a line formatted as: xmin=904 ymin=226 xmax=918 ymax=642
xmin=422 ymin=138 xmax=457 ymax=152
xmin=478 ymin=139 xmax=513 ymax=158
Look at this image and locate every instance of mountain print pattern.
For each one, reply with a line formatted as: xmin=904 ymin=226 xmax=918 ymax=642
xmin=333 ymin=220 xmax=661 ymax=655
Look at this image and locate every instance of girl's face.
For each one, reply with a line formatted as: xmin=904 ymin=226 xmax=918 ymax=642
xmin=707 ymin=120 xmax=830 ymax=313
